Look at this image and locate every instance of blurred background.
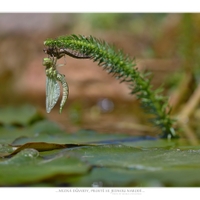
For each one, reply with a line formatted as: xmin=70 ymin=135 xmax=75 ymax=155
xmin=0 ymin=13 xmax=200 ymax=136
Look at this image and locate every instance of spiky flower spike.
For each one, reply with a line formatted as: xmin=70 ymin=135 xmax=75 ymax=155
xmin=44 ymin=34 xmax=177 ymax=139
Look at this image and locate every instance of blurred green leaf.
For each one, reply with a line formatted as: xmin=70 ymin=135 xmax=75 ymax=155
xmin=0 ymin=104 xmax=44 ymax=126
xmin=0 ymin=148 xmax=89 ymax=186
xmin=0 ymin=105 xmax=200 ymax=186
xmin=73 ymin=166 xmax=200 ymax=187
xmin=66 ymin=144 xmax=200 ymax=187
xmin=66 ymin=144 xmax=200 ymax=169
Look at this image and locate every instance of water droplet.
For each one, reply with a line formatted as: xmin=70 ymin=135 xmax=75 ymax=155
xmin=1 ymin=148 xmax=39 ymax=165
xmin=187 ymin=149 xmax=200 ymax=153
xmin=34 ymin=132 xmax=39 ymax=137
xmin=19 ymin=148 xmax=39 ymax=158
xmin=92 ymin=181 xmax=103 ymax=187
xmin=0 ymin=143 xmax=13 ymax=153
xmin=128 ymin=164 xmax=162 ymax=171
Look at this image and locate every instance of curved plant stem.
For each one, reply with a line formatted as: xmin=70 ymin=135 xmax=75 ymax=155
xmin=44 ymin=34 xmax=177 ymax=139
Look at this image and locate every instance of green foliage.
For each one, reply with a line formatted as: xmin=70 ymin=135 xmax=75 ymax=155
xmin=178 ymin=14 xmax=200 ymax=82
xmin=0 ymin=149 xmax=89 ymax=186
xmin=0 ymin=104 xmax=44 ymax=126
xmin=0 ymin=105 xmax=200 ymax=187
xmin=44 ymin=34 xmax=176 ymax=138
xmin=79 ymin=13 xmax=134 ymax=30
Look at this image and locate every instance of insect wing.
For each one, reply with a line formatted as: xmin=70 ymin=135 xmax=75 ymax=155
xmin=46 ymin=76 xmax=60 ymax=113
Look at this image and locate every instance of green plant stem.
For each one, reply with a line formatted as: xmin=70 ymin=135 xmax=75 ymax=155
xmin=44 ymin=34 xmax=177 ymax=138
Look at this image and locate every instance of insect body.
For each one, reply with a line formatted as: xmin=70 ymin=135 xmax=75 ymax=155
xmin=43 ymin=58 xmax=69 ymax=113
xmin=56 ymin=73 xmax=69 ymax=113
xmin=43 ymin=46 xmax=91 ymax=59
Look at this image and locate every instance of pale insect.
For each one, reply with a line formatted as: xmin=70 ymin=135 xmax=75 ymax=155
xmin=42 ymin=57 xmax=69 ymax=113
xmin=56 ymin=73 xmax=69 ymax=113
